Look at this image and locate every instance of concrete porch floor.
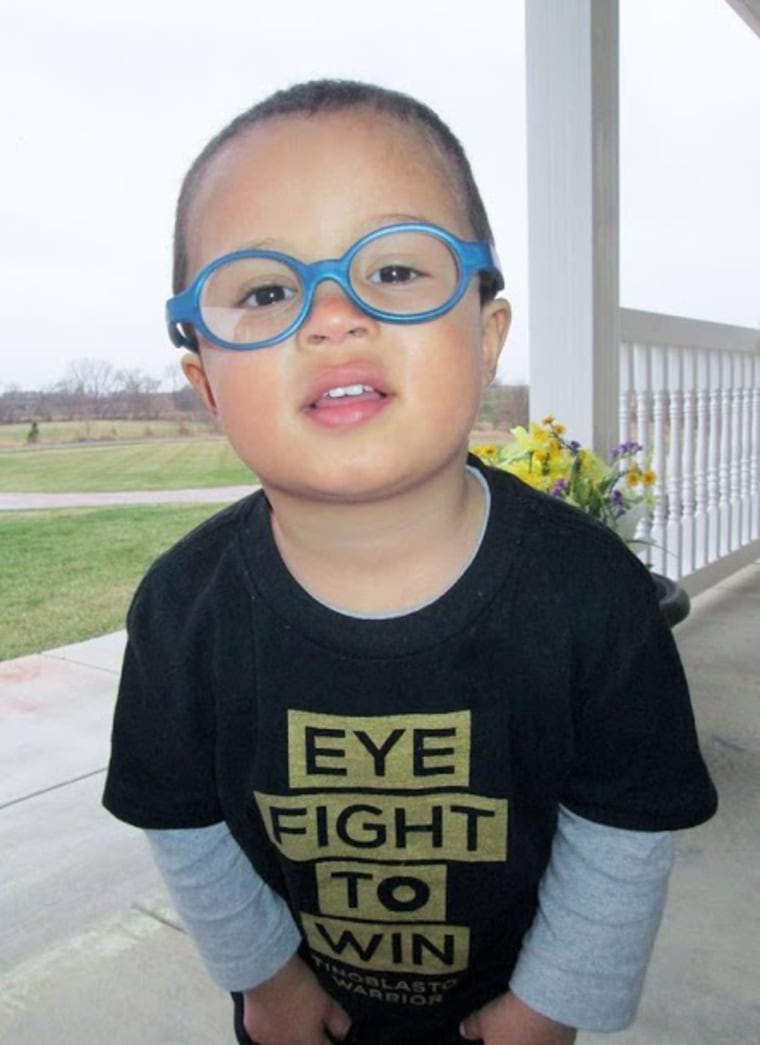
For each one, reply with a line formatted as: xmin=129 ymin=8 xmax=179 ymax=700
xmin=583 ymin=560 xmax=760 ymax=1044
xmin=0 ymin=562 xmax=758 ymax=1044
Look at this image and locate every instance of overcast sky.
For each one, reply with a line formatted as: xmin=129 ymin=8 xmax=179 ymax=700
xmin=1 ymin=0 xmax=757 ymax=392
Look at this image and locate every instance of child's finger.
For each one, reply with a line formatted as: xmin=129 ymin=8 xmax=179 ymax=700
xmin=325 ymin=1000 xmax=352 ymax=1042
xmin=459 ymin=1012 xmax=484 ymax=1040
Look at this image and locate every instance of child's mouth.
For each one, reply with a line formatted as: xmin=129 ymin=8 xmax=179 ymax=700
xmin=307 ymin=383 xmax=388 ymax=428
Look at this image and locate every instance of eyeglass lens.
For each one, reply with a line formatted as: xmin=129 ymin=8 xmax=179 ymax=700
xmin=199 ymin=230 xmax=461 ymax=346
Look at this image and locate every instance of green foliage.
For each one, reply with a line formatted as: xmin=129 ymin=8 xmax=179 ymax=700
xmin=0 ymin=505 xmax=223 ymax=659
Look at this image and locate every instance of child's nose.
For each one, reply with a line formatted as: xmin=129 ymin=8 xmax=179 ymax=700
xmin=298 ymin=281 xmax=376 ymax=347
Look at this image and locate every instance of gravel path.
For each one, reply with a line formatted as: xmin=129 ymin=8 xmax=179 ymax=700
xmin=0 ymin=486 xmax=258 ymax=511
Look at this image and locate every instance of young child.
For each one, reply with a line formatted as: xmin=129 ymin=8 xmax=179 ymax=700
xmin=104 ymin=80 xmax=717 ymax=1045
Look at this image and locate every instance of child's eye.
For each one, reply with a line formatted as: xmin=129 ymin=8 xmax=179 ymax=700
xmin=368 ymin=264 xmax=424 ymax=285
xmin=241 ymin=284 xmax=298 ymax=308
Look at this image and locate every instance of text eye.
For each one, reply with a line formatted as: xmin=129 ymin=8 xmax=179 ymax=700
xmin=242 ymin=284 xmax=297 ymax=308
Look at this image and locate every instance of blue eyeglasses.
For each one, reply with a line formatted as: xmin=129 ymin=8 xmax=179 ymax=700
xmin=166 ymin=222 xmax=504 ymax=352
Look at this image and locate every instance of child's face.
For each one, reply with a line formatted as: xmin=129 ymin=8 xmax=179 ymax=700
xmin=182 ymin=109 xmax=510 ymax=504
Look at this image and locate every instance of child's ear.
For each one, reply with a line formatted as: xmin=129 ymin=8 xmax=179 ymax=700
xmin=480 ymin=298 xmax=511 ymax=386
xmin=180 ymin=351 xmax=219 ymax=416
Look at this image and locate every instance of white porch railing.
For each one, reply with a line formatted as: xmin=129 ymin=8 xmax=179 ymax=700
xmin=619 ymin=309 xmax=760 ymax=595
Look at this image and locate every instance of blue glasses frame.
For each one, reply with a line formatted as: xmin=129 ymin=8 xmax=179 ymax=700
xmin=166 ymin=221 xmax=504 ymax=352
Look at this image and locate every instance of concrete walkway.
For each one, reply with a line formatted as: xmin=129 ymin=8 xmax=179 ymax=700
xmin=0 ymin=632 xmax=229 ymax=1043
xmin=1 ymin=563 xmax=758 ymax=1043
xmin=0 ymin=486 xmax=257 ymax=511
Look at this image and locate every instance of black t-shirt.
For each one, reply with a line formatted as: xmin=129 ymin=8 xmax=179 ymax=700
xmin=104 ymin=461 xmax=716 ymax=1034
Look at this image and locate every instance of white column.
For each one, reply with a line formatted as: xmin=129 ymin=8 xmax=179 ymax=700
xmin=525 ymin=0 xmax=620 ymax=455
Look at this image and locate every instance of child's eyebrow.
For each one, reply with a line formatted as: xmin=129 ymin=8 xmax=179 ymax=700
xmin=238 ymin=237 xmax=280 ymax=251
xmin=368 ymin=211 xmax=431 ymax=225
xmin=216 ymin=213 xmax=457 ymax=262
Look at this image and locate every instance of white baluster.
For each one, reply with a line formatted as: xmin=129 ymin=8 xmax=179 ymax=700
xmin=729 ymin=353 xmax=743 ymax=552
xmin=681 ymin=350 xmax=697 ymax=576
xmin=737 ymin=356 xmax=750 ymax=544
xmin=651 ymin=345 xmax=667 ymax=574
xmin=694 ymin=350 xmax=710 ymax=570
xmin=707 ymin=352 xmax=722 ymax=564
xmin=619 ymin=341 xmax=633 ymax=447
xmin=634 ymin=343 xmax=651 ymax=452
xmin=666 ymin=349 xmax=684 ymax=578
xmin=750 ymin=356 xmax=760 ymax=541
xmin=719 ymin=355 xmax=733 ymax=556
xmin=633 ymin=344 xmax=653 ymax=557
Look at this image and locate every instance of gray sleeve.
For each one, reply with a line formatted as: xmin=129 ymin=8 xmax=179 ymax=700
xmin=509 ymin=805 xmax=673 ymax=1032
xmin=146 ymin=822 xmax=301 ymax=992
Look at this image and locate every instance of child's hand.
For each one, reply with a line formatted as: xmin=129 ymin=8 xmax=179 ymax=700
xmin=242 ymin=953 xmax=351 ymax=1044
xmin=460 ymin=990 xmax=577 ymax=1044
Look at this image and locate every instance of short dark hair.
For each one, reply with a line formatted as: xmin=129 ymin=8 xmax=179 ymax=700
xmin=172 ymin=79 xmax=497 ymax=297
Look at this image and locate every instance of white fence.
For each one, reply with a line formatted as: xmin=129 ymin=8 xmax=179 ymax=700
xmin=619 ymin=309 xmax=760 ymax=595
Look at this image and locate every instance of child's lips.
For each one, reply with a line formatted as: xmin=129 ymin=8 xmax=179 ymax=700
xmin=303 ymin=370 xmax=391 ymax=428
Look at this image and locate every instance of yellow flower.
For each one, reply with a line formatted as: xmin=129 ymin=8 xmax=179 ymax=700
xmin=503 ymin=457 xmax=544 ymax=489
xmin=508 ymin=425 xmax=550 ymax=458
xmin=625 ymin=470 xmax=641 ymax=487
xmin=641 ymin=470 xmax=656 ymax=487
xmin=471 ymin=443 xmax=500 ymax=463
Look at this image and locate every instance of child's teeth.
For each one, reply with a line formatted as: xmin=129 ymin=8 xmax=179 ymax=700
xmin=326 ymin=384 xmax=371 ymax=398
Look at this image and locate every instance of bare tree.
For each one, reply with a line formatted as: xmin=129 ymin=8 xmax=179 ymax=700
xmin=113 ymin=367 xmax=161 ymax=419
xmin=59 ymin=358 xmax=117 ymax=420
xmin=0 ymin=384 xmax=24 ymax=424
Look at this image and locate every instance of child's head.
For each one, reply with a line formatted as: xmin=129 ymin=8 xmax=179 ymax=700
xmin=172 ymin=80 xmax=511 ymax=503
xmin=172 ymin=79 xmax=497 ymax=298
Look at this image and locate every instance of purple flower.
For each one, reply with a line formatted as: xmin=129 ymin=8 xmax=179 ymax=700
xmin=551 ymin=478 xmax=569 ymax=498
xmin=611 ymin=440 xmax=643 ymax=461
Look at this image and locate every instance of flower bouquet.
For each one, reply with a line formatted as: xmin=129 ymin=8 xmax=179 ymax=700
xmin=472 ymin=416 xmax=656 ymax=550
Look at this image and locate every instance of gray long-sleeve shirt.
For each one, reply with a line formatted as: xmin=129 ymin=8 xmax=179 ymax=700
xmin=147 ymin=805 xmax=672 ymax=1032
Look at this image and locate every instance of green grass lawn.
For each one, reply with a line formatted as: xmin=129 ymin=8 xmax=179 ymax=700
xmin=0 ymin=418 xmax=214 ymax=447
xmin=0 ymin=438 xmax=256 ymax=492
xmin=0 ymin=505 xmax=225 ymax=659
